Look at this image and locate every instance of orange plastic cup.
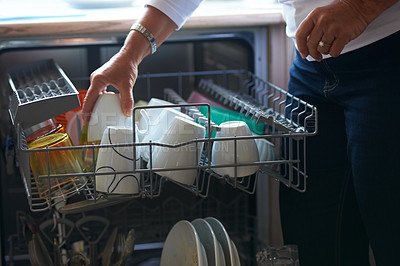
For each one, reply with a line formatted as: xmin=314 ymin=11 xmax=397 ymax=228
xmin=26 ymin=119 xmax=65 ymax=144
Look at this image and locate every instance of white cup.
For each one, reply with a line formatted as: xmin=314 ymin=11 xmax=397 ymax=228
xmin=140 ymin=108 xmax=194 ymax=162
xmin=88 ymin=94 xmax=133 ymax=143
xmin=137 ymin=98 xmax=179 ymax=134
xmin=95 ymin=126 xmax=140 ymax=194
xmin=211 ymin=121 xmax=259 ymax=177
xmin=149 ymin=116 xmax=206 ymax=185
xmin=254 ymin=137 xmax=276 ymax=162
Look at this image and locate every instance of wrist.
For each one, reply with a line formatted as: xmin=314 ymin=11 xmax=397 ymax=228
xmin=118 ymin=5 xmax=178 ymax=67
xmin=121 ymin=29 xmax=151 ymax=66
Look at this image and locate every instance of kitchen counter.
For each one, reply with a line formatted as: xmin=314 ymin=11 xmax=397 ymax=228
xmin=0 ymin=0 xmax=283 ymax=40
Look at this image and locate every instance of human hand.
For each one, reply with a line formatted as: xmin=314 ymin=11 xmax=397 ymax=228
xmin=81 ymin=48 xmax=138 ymax=125
xmin=80 ymin=5 xmax=181 ymax=126
xmin=296 ymin=0 xmax=370 ymax=61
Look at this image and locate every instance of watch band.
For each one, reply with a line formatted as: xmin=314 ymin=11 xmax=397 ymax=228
xmin=130 ymin=23 xmax=157 ymax=54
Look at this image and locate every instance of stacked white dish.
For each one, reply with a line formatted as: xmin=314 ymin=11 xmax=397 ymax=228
xmin=161 ymin=218 xmax=240 ymax=266
xmin=160 ymin=220 xmax=207 ymax=266
xmin=192 ymin=218 xmax=225 ymax=266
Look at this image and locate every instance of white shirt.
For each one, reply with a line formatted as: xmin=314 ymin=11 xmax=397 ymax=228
xmin=146 ymin=0 xmax=204 ymax=29
xmin=279 ymin=0 xmax=400 ymax=58
xmin=147 ymin=0 xmax=399 ymax=55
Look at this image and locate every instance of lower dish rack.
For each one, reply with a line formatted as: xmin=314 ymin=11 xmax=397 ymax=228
xmin=14 ymin=69 xmax=318 ymax=212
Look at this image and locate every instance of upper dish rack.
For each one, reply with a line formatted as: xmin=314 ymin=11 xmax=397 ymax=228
xmin=13 ymin=69 xmax=318 ymax=212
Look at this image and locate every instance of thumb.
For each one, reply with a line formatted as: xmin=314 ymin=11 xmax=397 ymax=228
xmin=119 ymin=86 xmax=134 ymax=117
xmin=81 ymin=78 xmax=107 ymax=125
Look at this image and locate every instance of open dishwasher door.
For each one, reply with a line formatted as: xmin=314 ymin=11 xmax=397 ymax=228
xmin=0 ymin=28 xmax=302 ymax=265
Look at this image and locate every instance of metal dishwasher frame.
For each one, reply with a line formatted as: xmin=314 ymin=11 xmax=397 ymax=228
xmin=14 ymin=69 xmax=318 ymax=213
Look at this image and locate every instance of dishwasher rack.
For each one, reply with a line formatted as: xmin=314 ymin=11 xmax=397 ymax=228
xmin=14 ymin=69 xmax=318 ymax=212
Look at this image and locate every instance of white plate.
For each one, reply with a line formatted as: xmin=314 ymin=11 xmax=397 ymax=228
xmin=199 ymin=242 xmax=208 ymax=266
xmin=160 ymin=220 xmax=207 ymax=266
xmin=192 ymin=218 xmax=225 ymax=266
xmin=230 ymin=239 xmax=241 ymax=266
xmin=217 ymin=241 xmax=227 ymax=266
xmin=204 ymin=217 xmax=234 ymax=266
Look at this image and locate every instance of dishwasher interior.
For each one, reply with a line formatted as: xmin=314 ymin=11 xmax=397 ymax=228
xmin=0 ymin=31 xmax=317 ymax=266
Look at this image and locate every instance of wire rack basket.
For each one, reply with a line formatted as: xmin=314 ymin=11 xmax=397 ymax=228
xmin=14 ymin=69 xmax=317 ymax=212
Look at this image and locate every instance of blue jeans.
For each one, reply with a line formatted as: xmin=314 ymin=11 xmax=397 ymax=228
xmin=279 ymin=30 xmax=400 ymax=266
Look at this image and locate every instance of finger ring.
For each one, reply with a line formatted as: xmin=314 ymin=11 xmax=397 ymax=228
xmin=319 ymin=41 xmax=331 ymax=47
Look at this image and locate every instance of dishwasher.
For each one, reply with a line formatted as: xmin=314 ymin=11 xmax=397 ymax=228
xmin=0 ymin=29 xmax=317 ymax=266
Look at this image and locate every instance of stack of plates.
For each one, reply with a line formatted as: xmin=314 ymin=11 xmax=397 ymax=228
xmin=160 ymin=217 xmax=240 ymax=266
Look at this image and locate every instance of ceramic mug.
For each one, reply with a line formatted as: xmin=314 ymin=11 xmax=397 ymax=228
xmin=140 ymin=107 xmax=194 ymax=162
xmin=211 ymin=121 xmax=259 ymax=177
xmin=149 ymin=116 xmax=206 ymax=185
xmin=95 ymin=126 xmax=140 ymax=194
xmin=137 ymin=98 xmax=179 ymax=134
xmin=254 ymin=137 xmax=276 ymax=162
xmin=87 ymin=94 xmax=133 ymax=143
